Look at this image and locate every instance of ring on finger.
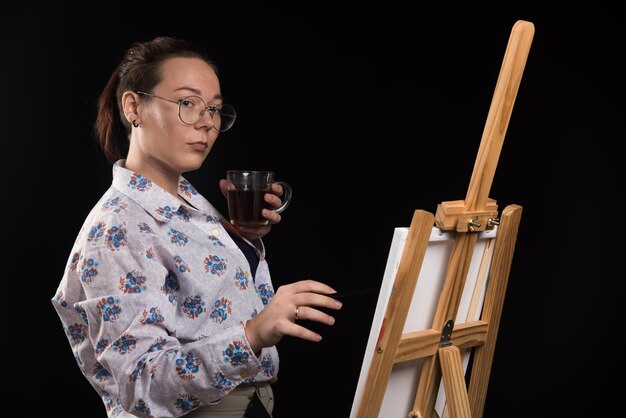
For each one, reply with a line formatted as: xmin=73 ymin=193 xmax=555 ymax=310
xmin=294 ymin=306 xmax=300 ymax=321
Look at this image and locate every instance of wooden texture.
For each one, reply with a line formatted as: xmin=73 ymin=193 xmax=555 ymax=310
xmin=464 ymin=20 xmax=535 ymax=212
xmin=412 ymin=233 xmax=478 ymax=417
xmin=435 ymin=199 xmax=498 ymax=232
xmin=412 ymin=20 xmax=533 ymax=418
xmin=440 ymin=238 xmax=494 ymax=417
xmin=356 ymin=210 xmax=434 ymax=418
xmin=395 ymin=321 xmax=488 ymax=363
xmin=439 ymin=345 xmax=472 ymax=418
xmin=467 ymin=205 xmax=523 ymax=418
xmin=355 ymin=20 xmax=533 ymax=418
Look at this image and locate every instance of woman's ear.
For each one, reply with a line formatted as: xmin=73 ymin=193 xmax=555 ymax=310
xmin=122 ymin=91 xmax=140 ymax=126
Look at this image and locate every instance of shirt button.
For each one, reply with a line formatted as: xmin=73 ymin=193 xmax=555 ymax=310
xmin=211 ymin=228 xmax=219 ymax=236
xmin=239 ymin=370 xmax=249 ymax=378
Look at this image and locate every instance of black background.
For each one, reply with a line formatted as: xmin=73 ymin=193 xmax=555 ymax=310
xmin=2 ymin=2 xmax=624 ymax=417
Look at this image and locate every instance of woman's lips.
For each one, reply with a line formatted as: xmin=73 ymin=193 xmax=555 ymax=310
xmin=189 ymin=142 xmax=208 ymax=152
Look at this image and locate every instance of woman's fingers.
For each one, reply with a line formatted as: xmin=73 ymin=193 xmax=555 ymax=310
xmin=218 ymin=178 xmax=228 ymax=198
xmin=270 ymin=182 xmax=284 ymax=197
xmin=292 ymin=305 xmax=336 ymax=326
xmin=290 ymin=324 xmax=323 ymax=342
xmin=245 ymin=280 xmax=341 ymax=350
xmin=278 ymin=279 xmax=337 ymax=296
xmin=264 ymin=191 xmax=283 ymax=210
xmin=290 ymin=293 xmax=342 ymax=313
xmin=282 ymin=318 xmax=325 ymax=342
xmin=261 ymin=208 xmax=281 ymax=224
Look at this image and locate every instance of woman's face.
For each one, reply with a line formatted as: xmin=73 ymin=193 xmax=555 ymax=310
xmin=134 ymin=57 xmax=222 ymax=175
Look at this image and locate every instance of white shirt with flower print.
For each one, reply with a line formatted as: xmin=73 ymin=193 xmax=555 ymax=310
xmin=52 ymin=160 xmax=278 ymax=418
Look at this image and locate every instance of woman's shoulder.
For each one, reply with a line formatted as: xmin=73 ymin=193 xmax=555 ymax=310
xmin=74 ymin=188 xmax=157 ymax=251
xmin=86 ymin=187 xmax=146 ymax=222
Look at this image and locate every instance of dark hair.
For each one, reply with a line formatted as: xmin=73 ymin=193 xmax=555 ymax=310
xmin=94 ymin=36 xmax=218 ymax=164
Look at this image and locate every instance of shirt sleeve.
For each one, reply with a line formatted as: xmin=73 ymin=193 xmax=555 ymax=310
xmin=70 ymin=246 xmax=263 ymax=417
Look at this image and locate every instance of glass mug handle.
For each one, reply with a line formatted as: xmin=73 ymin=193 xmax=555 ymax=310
xmin=273 ymin=181 xmax=292 ymax=214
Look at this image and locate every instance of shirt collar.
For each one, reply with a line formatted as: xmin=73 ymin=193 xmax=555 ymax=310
xmin=111 ymin=159 xmax=224 ymax=223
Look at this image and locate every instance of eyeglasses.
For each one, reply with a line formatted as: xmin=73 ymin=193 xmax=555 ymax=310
xmin=136 ymin=91 xmax=236 ymax=132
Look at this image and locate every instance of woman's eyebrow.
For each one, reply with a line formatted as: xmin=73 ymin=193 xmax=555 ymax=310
xmin=174 ymin=86 xmax=223 ymax=101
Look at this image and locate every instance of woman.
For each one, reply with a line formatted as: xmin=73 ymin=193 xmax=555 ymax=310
xmin=51 ymin=36 xmax=341 ymax=418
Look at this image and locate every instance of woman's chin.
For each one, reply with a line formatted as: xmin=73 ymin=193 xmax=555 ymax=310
xmin=181 ymin=155 xmax=208 ymax=172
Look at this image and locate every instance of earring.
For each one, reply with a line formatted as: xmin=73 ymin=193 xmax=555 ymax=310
xmin=132 ymin=120 xmax=139 ymax=128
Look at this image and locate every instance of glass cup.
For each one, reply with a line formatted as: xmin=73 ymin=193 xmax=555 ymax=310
xmin=226 ymin=170 xmax=292 ymax=226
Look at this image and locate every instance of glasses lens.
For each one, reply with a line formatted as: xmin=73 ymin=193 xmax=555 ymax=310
xmin=217 ymin=104 xmax=236 ymax=132
xmin=178 ymin=96 xmax=207 ymax=125
xmin=178 ymin=96 xmax=236 ymax=131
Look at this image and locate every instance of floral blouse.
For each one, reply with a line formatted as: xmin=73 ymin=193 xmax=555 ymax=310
xmin=52 ymin=160 xmax=278 ymax=417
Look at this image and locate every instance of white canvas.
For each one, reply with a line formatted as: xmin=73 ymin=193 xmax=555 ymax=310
xmin=350 ymin=226 xmax=498 ymax=417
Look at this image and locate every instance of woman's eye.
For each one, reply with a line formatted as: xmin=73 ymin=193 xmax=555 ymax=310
xmin=207 ymin=105 xmax=221 ymax=114
xmin=180 ymin=99 xmax=194 ymax=108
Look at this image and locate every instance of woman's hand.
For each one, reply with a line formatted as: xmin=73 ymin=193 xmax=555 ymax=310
xmin=243 ymin=280 xmax=342 ymax=354
xmin=219 ymin=180 xmax=286 ymax=242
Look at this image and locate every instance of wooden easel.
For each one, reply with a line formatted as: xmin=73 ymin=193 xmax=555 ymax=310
xmin=355 ymin=20 xmax=534 ymax=418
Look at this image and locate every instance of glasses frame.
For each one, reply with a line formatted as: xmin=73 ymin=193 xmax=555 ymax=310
xmin=135 ymin=91 xmax=236 ymax=132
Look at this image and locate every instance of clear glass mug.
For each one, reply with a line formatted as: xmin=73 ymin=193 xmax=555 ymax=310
xmin=226 ymin=170 xmax=292 ymax=226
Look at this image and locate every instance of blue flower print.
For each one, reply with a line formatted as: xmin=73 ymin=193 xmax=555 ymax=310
xmin=74 ymin=304 xmax=88 ymax=324
xmin=97 ymin=296 xmax=122 ymax=322
xmin=138 ymin=222 xmax=155 ymax=234
xmin=223 ymin=341 xmax=250 ymax=367
xmin=80 ymin=258 xmax=99 ymax=284
xmin=156 ymin=206 xmax=176 ymax=220
xmin=206 ymin=215 xmax=220 ymax=224
xmin=93 ymin=362 xmax=112 ymax=382
xmin=145 ymin=248 xmax=155 ymax=259
xmin=105 ymin=224 xmax=128 ymax=251
xmin=87 ymin=221 xmax=106 ymax=243
xmin=53 ymin=291 xmax=67 ymax=307
xmin=179 ymin=179 xmax=198 ymax=198
xmin=210 ymin=297 xmax=232 ymax=324
xmin=234 ymin=268 xmax=250 ymax=290
xmin=176 ymin=207 xmax=192 ymax=222
xmin=175 ymin=393 xmax=201 ymax=413
xmin=69 ymin=252 xmax=80 ymax=271
xmin=129 ymin=173 xmax=152 ymax=191
xmin=95 ymin=339 xmax=109 ymax=354
xmin=112 ymin=333 xmax=137 ymax=355
xmin=173 ymin=256 xmax=190 ymax=273
xmin=148 ymin=337 xmax=167 ymax=352
xmin=102 ymin=196 xmax=128 ymax=213
xmin=162 ymin=271 xmax=179 ymax=304
xmin=134 ymin=399 xmax=154 ymax=418
xmin=260 ymin=353 xmax=276 ymax=377
xmin=204 ymin=254 xmax=228 ymax=277
xmin=119 ymin=270 xmax=148 ymax=294
xmin=129 ymin=356 xmax=148 ymax=382
xmin=168 ymin=228 xmax=189 ymax=247
xmin=67 ymin=323 xmax=87 ymax=343
xmin=103 ymin=391 xmax=123 ymax=416
xmin=208 ymin=235 xmax=225 ymax=247
xmin=210 ymin=372 xmax=235 ymax=390
xmin=175 ymin=351 xmax=201 ymax=380
xmin=257 ymin=283 xmax=275 ymax=306
xmin=181 ymin=295 xmax=206 ymax=319
xmin=140 ymin=307 xmax=164 ymax=325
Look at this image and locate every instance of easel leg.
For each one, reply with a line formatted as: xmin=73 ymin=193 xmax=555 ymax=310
xmin=438 ymin=344 xmax=472 ymax=418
